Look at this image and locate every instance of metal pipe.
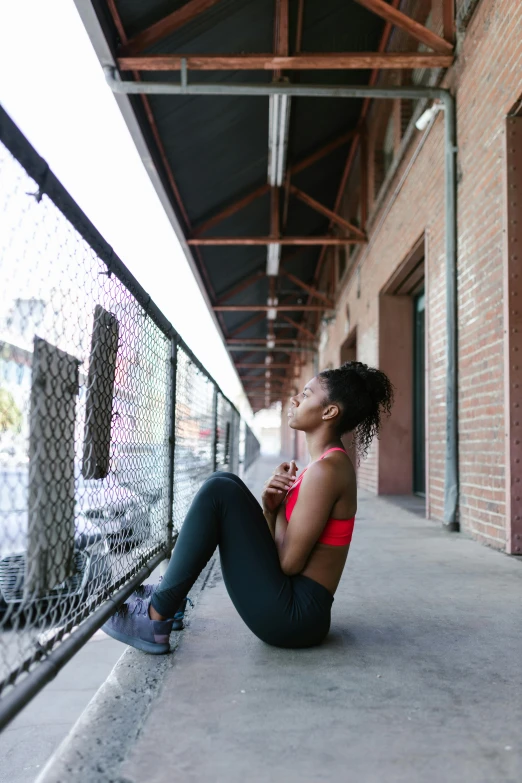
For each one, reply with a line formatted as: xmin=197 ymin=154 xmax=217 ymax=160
xmin=441 ymin=92 xmax=459 ymax=529
xmin=103 ymin=66 xmax=459 ymax=527
xmin=104 ymin=66 xmax=449 ymax=102
xmin=0 ymin=548 xmax=168 ymax=732
xmin=227 ymin=345 xmax=316 ymax=352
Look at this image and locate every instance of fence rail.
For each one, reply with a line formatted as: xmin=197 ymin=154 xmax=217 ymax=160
xmin=0 ymin=105 xmax=260 ymax=729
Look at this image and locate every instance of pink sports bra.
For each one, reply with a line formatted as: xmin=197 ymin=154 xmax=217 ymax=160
xmin=284 ymin=447 xmax=355 ymax=547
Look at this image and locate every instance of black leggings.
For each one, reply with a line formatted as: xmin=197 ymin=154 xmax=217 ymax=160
xmin=151 ymin=472 xmax=333 ymax=648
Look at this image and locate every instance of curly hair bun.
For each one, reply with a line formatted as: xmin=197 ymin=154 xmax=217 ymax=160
xmin=318 ymin=361 xmax=395 ymax=462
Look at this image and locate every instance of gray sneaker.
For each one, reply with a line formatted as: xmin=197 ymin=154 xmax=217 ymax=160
xmin=133 ymin=579 xmax=192 ymax=631
xmin=133 ymin=576 xmax=162 ymax=601
xmin=102 ymin=596 xmax=174 ymax=654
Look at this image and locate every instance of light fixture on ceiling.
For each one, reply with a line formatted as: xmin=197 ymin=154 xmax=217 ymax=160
xmin=267 ymin=338 xmax=275 ymax=349
xmin=267 ymin=296 xmax=278 ymax=320
xmin=268 ymin=93 xmax=291 ymax=188
xmin=266 ymin=92 xmax=289 ymax=277
xmin=266 ymin=242 xmax=281 ymax=276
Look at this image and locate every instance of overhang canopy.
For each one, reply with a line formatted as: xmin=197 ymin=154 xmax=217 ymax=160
xmin=81 ymin=0 xmax=454 ymax=411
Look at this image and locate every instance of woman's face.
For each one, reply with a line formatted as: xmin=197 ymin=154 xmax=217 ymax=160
xmin=287 ymin=376 xmax=328 ymax=432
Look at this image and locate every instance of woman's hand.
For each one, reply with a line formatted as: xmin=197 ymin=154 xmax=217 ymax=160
xmin=262 ymin=460 xmax=298 ymax=515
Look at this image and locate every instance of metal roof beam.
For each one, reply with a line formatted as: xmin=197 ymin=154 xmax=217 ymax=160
xmin=241 ymin=377 xmax=288 ymax=382
xmin=215 ymin=305 xmax=329 ymax=312
xmin=118 ymin=53 xmax=453 ymax=71
xmin=289 ymin=185 xmax=366 ymax=239
xmin=191 ymin=132 xmax=356 ymax=238
xmin=274 ymin=0 xmax=289 ymax=62
xmin=236 ymin=363 xmax=291 ymax=368
xmin=352 ymin=0 xmax=454 ymax=54
xmin=228 ymin=313 xmax=265 ymax=338
xmin=289 ymin=131 xmax=356 ymax=175
xmin=280 ymin=315 xmax=318 ymax=342
xmin=242 ymin=381 xmax=288 ymax=388
xmin=227 ymin=337 xmax=313 ymax=344
xmin=216 ymin=269 xmax=265 ymax=304
xmin=248 ymin=391 xmax=292 ymax=397
xmin=189 ymin=236 xmax=364 ymax=246
xmin=279 ymin=269 xmax=333 ymax=307
xmin=227 ymin=346 xmax=316 ymax=353
xmin=248 ymin=389 xmax=292 ymax=394
xmin=119 ymin=0 xmax=225 ymax=57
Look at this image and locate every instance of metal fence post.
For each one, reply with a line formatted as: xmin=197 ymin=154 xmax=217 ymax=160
xmin=212 ymin=386 xmax=219 ymax=473
xmin=166 ymin=335 xmax=178 ymax=553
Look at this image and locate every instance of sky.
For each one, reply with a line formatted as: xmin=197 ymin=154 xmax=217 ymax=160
xmin=0 ymin=0 xmax=253 ymax=422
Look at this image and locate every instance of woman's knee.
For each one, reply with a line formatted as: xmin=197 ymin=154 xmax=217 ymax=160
xmin=200 ymin=473 xmax=241 ymax=497
xmin=213 ymin=470 xmax=240 ymax=481
xmin=203 ymin=472 xmax=248 ymax=493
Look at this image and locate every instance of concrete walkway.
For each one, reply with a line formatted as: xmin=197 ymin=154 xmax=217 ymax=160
xmin=40 ymin=456 xmax=522 ymax=783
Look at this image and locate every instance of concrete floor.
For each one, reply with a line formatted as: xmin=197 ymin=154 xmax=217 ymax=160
xmin=0 ymin=560 xmax=168 ymax=783
xmin=40 ymin=456 xmax=522 ymax=783
xmin=0 ymin=631 xmax=123 ymax=783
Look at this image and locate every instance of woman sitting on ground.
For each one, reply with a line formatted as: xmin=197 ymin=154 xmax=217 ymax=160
xmin=103 ymin=361 xmax=394 ymax=652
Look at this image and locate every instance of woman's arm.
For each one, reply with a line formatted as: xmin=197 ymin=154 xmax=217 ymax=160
xmin=261 ymin=461 xmax=297 ymax=538
xmin=275 ymin=460 xmax=341 ymax=576
xmin=263 ymin=508 xmax=278 ymax=538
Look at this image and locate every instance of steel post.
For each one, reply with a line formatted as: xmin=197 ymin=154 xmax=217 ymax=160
xmin=167 ymin=336 xmax=179 ymax=552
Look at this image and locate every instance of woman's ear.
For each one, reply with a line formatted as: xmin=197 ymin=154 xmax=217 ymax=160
xmin=322 ymin=403 xmax=340 ymax=422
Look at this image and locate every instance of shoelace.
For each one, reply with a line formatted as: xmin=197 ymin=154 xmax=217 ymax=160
xmin=128 ymin=596 xmax=149 ymax=616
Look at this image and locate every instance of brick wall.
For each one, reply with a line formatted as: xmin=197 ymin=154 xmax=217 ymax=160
xmin=318 ymin=0 xmax=522 ymax=549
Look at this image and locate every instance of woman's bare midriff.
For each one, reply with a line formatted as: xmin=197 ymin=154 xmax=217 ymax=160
xmin=300 ymin=543 xmax=350 ymax=595
xmin=276 ymin=451 xmax=357 ymax=595
xmin=275 ymin=504 xmax=351 ymax=595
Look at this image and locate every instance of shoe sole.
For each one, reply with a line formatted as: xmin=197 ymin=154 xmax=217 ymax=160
xmin=101 ymin=622 xmax=170 ymax=655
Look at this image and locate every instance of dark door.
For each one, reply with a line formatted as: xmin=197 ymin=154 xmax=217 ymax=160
xmin=413 ymin=291 xmax=426 ymax=495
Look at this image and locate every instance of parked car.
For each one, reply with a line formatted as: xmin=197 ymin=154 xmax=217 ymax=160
xmin=0 ymin=528 xmax=110 ymax=619
xmin=76 ymin=473 xmax=151 ymax=552
xmin=0 ymin=467 xmax=151 ymax=613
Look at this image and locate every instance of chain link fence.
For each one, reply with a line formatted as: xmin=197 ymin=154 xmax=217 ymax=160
xmin=244 ymin=423 xmax=261 ymax=472
xmin=0 ymin=106 xmax=259 ymax=728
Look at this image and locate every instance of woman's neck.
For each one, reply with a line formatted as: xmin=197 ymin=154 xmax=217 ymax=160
xmin=305 ymin=432 xmax=344 ymax=462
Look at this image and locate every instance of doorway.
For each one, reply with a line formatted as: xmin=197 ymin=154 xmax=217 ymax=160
xmin=378 ymin=235 xmax=426 ymax=501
